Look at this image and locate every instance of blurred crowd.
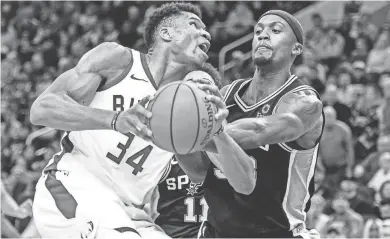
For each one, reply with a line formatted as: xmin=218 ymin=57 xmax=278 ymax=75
xmin=1 ymin=1 xmax=390 ymax=238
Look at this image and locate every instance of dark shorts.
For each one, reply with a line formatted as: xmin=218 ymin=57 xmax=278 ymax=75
xmin=197 ymin=221 xmax=295 ymax=238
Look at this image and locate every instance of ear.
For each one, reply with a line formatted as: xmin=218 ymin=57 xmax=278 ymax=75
xmin=159 ymin=27 xmax=173 ymax=42
xmin=292 ymin=43 xmax=303 ymax=56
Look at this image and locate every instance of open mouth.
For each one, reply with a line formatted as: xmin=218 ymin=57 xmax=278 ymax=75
xmin=198 ymin=43 xmax=210 ymax=53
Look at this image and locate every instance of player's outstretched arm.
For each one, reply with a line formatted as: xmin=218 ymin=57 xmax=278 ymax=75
xmin=226 ymin=90 xmax=323 ymax=150
xmin=30 ymin=42 xmax=153 ymax=140
xmin=196 ymin=80 xmax=257 ymax=195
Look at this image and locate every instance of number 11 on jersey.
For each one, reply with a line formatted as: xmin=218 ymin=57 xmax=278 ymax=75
xmin=184 ymin=197 xmax=208 ymax=223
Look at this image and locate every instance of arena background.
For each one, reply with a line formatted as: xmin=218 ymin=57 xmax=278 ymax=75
xmin=1 ymin=1 xmax=390 ymax=238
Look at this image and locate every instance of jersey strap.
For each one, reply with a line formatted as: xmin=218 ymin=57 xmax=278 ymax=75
xmin=223 ymin=78 xmax=249 ymax=106
xmin=97 ymin=48 xmax=134 ymax=92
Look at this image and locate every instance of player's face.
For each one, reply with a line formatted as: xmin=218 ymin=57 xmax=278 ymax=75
xmin=170 ymin=12 xmax=211 ymax=67
xmin=252 ymin=15 xmax=299 ymax=66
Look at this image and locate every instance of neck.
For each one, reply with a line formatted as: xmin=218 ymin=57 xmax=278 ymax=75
xmin=243 ymin=66 xmax=291 ymax=104
xmin=146 ymin=47 xmax=191 ymax=88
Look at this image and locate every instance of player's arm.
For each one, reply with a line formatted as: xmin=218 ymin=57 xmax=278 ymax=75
xmin=209 ymin=128 xmax=257 ymax=195
xmin=30 ymin=42 xmax=153 ymax=140
xmin=194 ymin=82 xmax=257 ymax=194
xmin=224 ymin=90 xmax=323 ymax=150
xmin=175 ymin=85 xmax=229 ymax=184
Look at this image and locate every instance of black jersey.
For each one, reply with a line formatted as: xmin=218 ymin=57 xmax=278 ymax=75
xmin=155 ymin=157 xmax=207 ymax=238
xmin=203 ymin=75 xmax=323 ymax=237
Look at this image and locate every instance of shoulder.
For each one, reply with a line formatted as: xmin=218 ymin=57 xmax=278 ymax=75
xmin=276 ymin=88 xmax=323 ymax=114
xmin=76 ymin=42 xmax=133 ymax=74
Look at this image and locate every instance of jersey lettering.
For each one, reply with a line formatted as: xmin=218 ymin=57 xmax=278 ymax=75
xmin=165 ymin=175 xmax=190 ymax=190
xmin=106 ymin=132 xmax=153 ymax=175
xmin=112 ymin=95 xmax=139 ymax=111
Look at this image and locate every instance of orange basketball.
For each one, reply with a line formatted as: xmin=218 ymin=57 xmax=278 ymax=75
xmin=147 ymin=72 xmax=219 ymax=154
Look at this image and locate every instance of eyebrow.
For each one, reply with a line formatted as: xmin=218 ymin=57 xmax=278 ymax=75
xmin=189 ymin=17 xmax=206 ymax=29
xmin=256 ymin=21 xmax=285 ymax=28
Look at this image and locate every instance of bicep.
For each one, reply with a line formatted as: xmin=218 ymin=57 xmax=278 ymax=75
xmin=37 ymin=68 xmax=102 ymax=106
xmin=36 ymin=42 xmax=127 ymax=106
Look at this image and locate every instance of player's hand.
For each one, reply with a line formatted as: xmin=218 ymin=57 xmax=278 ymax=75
xmin=115 ymin=95 xmax=154 ymax=142
xmin=191 ymin=78 xmax=229 ymax=125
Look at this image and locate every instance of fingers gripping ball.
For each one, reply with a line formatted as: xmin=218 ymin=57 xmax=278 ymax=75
xmin=147 ymin=72 xmax=219 ymax=154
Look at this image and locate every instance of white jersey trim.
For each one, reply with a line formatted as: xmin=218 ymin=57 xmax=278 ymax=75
xmin=234 ymin=75 xmax=297 ymax=112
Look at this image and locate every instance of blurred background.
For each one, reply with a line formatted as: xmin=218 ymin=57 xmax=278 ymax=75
xmin=1 ymin=1 xmax=390 ymax=238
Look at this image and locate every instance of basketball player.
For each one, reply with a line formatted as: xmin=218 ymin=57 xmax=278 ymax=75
xmin=179 ymin=10 xmax=324 ymax=238
xmin=147 ymin=63 xmax=221 ymax=238
xmin=29 ymin=3 xmax=250 ymax=238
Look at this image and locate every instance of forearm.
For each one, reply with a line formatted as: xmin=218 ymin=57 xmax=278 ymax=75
xmin=211 ymin=131 xmax=256 ymax=194
xmin=225 ymin=113 xmax=304 ymax=150
xmin=175 ymin=152 xmax=210 ymax=183
xmin=30 ymin=92 xmax=116 ymax=131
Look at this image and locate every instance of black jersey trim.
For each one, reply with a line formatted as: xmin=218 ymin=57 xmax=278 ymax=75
xmin=234 ymin=75 xmax=297 ymax=112
xmin=97 ymin=49 xmax=134 ymax=92
xmin=222 ymin=79 xmax=242 ymax=102
xmin=140 ymin=53 xmax=158 ymax=90
xmin=159 ymin=157 xmax=173 ymax=183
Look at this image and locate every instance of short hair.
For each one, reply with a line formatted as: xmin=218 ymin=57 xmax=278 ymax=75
xmin=311 ymin=13 xmax=322 ymax=20
xmin=144 ymin=2 xmax=201 ymax=49
xmin=199 ymin=63 xmax=222 ymax=89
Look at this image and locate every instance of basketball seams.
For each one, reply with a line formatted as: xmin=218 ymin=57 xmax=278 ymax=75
xmin=147 ymin=84 xmax=171 ymax=149
xmin=184 ymin=83 xmax=201 ymax=154
xmin=170 ymin=83 xmax=183 ymax=154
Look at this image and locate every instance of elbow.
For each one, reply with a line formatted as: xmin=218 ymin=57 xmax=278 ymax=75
xmin=234 ymin=179 xmax=256 ymax=195
xmin=30 ymin=96 xmax=50 ymax=125
xmin=231 ymin=174 xmax=256 ymax=195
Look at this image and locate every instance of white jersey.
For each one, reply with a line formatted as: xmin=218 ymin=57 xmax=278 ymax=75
xmin=46 ymin=49 xmax=173 ymax=208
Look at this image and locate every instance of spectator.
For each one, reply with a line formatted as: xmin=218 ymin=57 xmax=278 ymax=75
xmin=325 ymin=193 xmax=364 ymax=238
xmin=356 ymin=135 xmax=390 ymax=184
xmin=323 ymin=84 xmax=353 ymax=129
xmin=318 ymin=26 xmax=345 ymax=70
xmin=351 ymin=60 xmax=367 ymax=84
xmin=379 ymin=180 xmax=390 ymax=202
xmin=369 ymin=152 xmax=390 ymax=201
xmin=319 ymin=106 xmax=355 ymax=196
xmin=294 ymin=48 xmax=327 ymax=83
xmin=378 ymin=72 xmax=390 ymax=135
xmin=366 ymin=28 xmax=390 ymax=74
xmin=224 ymin=50 xmax=254 ymax=85
xmin=360 ymin=12 xmax=379 ymax=43
xmin=350 ymin=35 xmax=371 ymax=62
xmin=340 ymin=178 xmax=376 ymax=218
xmin=362 ymin=218 xmax=385 ymax=238
xmin=306 ymin=13 xmax=325 ymax=44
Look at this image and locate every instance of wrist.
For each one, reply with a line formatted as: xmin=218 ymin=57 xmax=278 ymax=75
xmin=111 ymin=111 xmax=122 ymax=131
xmin=214 ymin=125 xmax=224 ymax=137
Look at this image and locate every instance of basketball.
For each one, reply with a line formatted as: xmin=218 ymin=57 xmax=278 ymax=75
xmin=147 ymin=71 xmax=219 ymax=154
